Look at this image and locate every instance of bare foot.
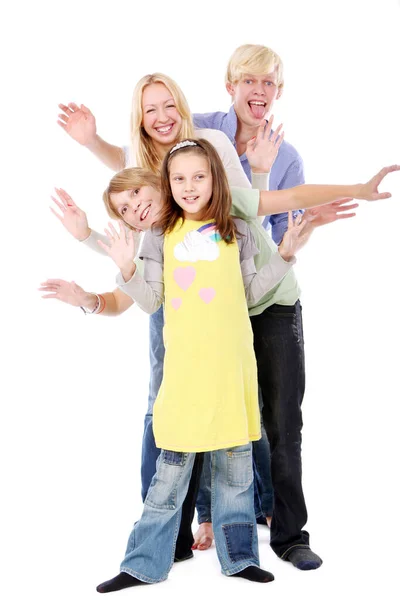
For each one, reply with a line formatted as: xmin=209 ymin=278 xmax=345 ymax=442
xmin=266 ymin=516 xmax=272 ymax=528
xmin=192 ymin=522 xmax=214 ymax=550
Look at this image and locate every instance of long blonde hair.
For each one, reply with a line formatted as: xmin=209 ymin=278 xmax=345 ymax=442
xmin=131 ymin=73 xmax=195 ymax=174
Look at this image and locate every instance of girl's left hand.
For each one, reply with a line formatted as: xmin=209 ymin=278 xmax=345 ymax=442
xmin=98 ymin=221 xmax=137 ymax=280
xmin=246 ymin=115 xmax=284 ymax=173
xmin=278 ymin=212 xmax=311 ymax=261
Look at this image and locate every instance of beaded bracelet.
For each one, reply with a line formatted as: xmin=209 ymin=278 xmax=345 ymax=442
xmin=80 ymin=294 xmax=101 ymax=315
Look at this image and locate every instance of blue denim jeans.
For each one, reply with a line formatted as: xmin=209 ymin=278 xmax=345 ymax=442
xmin=196 ymin=391 xmax=273 ymax=524
xmin=140 ymin=306 xmax=165 ymax=501
xmin=121 ymin=444 xmax=259 ymax=582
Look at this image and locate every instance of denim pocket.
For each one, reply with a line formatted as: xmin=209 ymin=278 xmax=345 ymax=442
xmin=266 ymin=302 xmax=303 ymax=343
xmin=163 ymin=450 xmax=185 ymax=466
xmin=222 ymin=523 xmax=257 ymax=563
xmin=144 ymin=451 xmax=186 ymax=510
xmin=227 ymin=448 xmax=252 ymax=487
xmin=266 ymin=302 xmax=297 ymax=316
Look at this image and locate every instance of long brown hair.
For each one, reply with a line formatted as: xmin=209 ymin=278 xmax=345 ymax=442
xmin=157 ymin=138 xmax=237 ymax=243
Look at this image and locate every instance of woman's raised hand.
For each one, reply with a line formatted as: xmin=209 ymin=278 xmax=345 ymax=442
xmin=57 ymin=102 xmax=97 ymax=147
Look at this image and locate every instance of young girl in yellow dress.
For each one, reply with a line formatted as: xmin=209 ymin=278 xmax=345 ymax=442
xmin=94 ymin=138 xmax=310 ymax=592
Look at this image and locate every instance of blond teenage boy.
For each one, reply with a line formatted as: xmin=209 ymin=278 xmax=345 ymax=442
xmin=192 ymin=43 xmax=342 ymax=570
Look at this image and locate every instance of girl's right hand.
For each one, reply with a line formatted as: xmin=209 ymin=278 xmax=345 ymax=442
xmin=98 ymin=221 xmax=137 ymax=281
xmin=278 ymin=212 xmax=311 ymax=261
xmin=57 ymin=102 xmax=97 ymax=147
xmin=50 ymin=188 xmax=91 ymax=241
xmin=39 ymin=279 xmax=96 ymax=309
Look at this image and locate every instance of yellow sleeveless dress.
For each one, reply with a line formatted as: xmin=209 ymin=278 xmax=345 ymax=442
xmin=153 ymin=218 xmax=261 ymax=452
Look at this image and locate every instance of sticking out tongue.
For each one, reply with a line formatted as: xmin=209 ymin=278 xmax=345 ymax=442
xmin=249 ymin=102 xmax=265 ymax=119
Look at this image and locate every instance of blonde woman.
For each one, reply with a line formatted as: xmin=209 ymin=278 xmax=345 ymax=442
xmin=58 ymin=72 xmax=254 ymax=187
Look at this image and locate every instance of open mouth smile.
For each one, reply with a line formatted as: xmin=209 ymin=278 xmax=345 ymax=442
xmin=140 ymin=204 xmax=151 ymax=221
xmin=155 ymin=123 xmax=174 ymax=134
xmin=183 ymin=195 xmax=199 ymax=205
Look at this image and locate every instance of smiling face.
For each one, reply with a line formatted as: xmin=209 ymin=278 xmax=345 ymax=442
xmin=169 ymin=152 xmax=213 ymax=221
xmin=141 ymin=82 xmax=182 ymax=149
xmin=227 ymin=69 xmax=282 ymax=128
xmin=110 ymin=185 xmax=162 ymax=231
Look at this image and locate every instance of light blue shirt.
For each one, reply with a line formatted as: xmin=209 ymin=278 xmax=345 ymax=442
xmin=193 ymin=105 xmax=305 ymax=244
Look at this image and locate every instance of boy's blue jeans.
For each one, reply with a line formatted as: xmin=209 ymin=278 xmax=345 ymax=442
xmin=121 ymin=444 xmax=259 ymax=582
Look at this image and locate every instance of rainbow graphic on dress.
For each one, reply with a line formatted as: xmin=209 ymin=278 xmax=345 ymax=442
xmin=197 ymin=222 xmax=222 ymax=243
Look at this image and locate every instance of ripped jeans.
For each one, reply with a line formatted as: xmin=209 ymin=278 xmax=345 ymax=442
xmin=121 ymin=444 xmax=259 ymax=583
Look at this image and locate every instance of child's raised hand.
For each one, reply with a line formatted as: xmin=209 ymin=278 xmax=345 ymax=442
xmin=50 ymin=188 xmax=91 ymax=241
xmin=98 ymin=221 xmax=137 ymax=281
xmin=57 ymin=102 xmax=97 ymax=147
xmin=357 ymin=164 xmax=400 ymax=201
xmin=246 ymin=115 xmax=284 ymax=173
xmin=39 ymin=279 xmax=94 ymax=308
xmin=278 ymin=212 xmax=310 ymax=261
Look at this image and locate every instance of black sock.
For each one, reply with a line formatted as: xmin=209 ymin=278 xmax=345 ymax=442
xmin=232 ymin=566 xmax=274 ymax=583
xmin=174 ymin=549 xmax=194 ymax=562
xmin=96 ymin=572 xmax=149 ymax=593
xmin=286 ymin=548 xmax=323 ymax=571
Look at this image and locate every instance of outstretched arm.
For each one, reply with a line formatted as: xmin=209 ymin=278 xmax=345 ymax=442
xmin=39 ymin=279 xmax=134 ymax=316
xmin=257 ymin=165 xmax=400 ymax=215
xmin=58 ymin=102 xmax=125 ymax=172
xmin=244 ymin=119 xmax=365 ymax=232
xmin=51 ymin=188 xmax=110 ymax=256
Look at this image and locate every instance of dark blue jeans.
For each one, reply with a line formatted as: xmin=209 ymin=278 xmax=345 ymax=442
xmin=250 ymin=301 xmax=310 ymax=559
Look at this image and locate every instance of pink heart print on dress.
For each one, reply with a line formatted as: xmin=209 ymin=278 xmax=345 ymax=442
xmin=171 ymin=298 xmax=182 ymax=310
xmin=199 ymin=288 xmax=216 ymax=304
xmin=173 ymin=266 xmax=196 ymax=290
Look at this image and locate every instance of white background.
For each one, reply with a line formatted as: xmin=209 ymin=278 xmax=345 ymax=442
xmin=2 ymin=1 xmax=400 ymax=599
